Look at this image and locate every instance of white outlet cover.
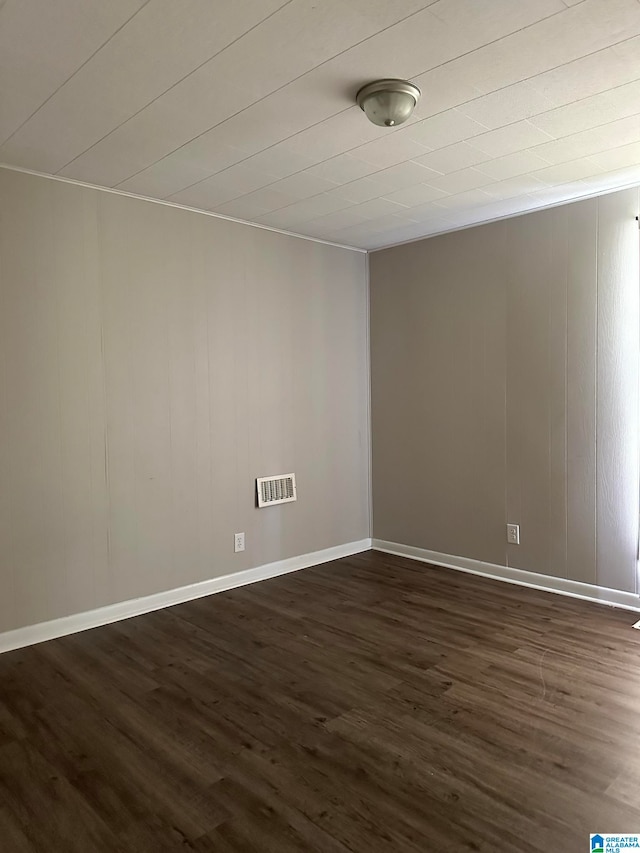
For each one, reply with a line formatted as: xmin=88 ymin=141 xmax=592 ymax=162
xmin=234 ymin=532 xmax=245 ymax=553
xmin=506 ymin=523 xmax=520 ymax=545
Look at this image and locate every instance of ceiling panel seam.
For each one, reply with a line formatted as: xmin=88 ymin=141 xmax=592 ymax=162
xmin=160 ymin=78 xmax=640 ymax=225
xmin=56 ymin=0 xmax=441 ymax=178
xmin=0 ymin=0 xmax=154 ymax=148
xmin=107 ymin=0 xmax=569 ymax=189
xmin=120 ymin=6 xmax=628 ymax=204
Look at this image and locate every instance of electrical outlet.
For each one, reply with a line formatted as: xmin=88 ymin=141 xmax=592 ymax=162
xmin=234 ymin=532 xmax=245 ymax=553
xmin=506 ymin=523 xmax=520 ymax=545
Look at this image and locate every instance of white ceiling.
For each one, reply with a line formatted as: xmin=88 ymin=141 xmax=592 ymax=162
xmin=2 ymin=0 xmax=640 ymax=250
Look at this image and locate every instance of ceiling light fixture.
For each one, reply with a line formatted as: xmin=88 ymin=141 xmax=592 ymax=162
xmin=356 ymin=79 xmax=421 ymax=128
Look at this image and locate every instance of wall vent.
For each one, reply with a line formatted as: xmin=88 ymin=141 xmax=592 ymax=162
xmin=256 ymin=473 xmax=297 ymax=508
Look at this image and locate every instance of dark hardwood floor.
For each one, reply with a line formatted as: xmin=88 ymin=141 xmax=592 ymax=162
xmin=1 ymin=550 xmax=640 ymax=851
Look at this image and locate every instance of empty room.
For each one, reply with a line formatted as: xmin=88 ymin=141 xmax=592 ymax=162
xmin=2 ymin=1 xmax=640 ymax=851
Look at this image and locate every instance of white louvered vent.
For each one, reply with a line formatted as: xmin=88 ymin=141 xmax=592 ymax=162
xmin=256 ymin=473 xmax=297 ymax=508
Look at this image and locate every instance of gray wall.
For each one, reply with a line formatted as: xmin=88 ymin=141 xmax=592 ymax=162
xmin=0 ymin=168 xmax=370 ymax=633
xmin=370 ymin=189 xmax=639 ymax=593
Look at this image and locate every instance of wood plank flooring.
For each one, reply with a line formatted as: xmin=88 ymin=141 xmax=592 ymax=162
xmin=1 ymin=550 xmax=640 ymax=851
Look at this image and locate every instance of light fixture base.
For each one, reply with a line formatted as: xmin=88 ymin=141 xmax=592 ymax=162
xmin=356 ymin=79 xmax=421 ymax=128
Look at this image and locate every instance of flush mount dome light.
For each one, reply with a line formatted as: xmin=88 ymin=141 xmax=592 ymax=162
xmin=356 ymin=79 xmax=421 ymax=127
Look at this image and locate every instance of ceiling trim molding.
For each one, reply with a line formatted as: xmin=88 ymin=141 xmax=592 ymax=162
xmin=368 ymin=179 xmax=640 ymax=253
xmin=0 ymin=162 xmax=367 ymax=254
xmin=4 ymin=163 xmax=638 ymax=256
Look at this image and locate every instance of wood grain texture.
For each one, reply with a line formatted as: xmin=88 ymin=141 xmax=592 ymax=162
xmin=1 ymin=549 xmax=640 ymax=851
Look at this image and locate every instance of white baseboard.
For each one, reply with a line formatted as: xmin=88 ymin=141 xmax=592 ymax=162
xmin=0 ymin=538 xmax=373 ymax=654
xmin=372 ymin=539 xmax=640 ymax=612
